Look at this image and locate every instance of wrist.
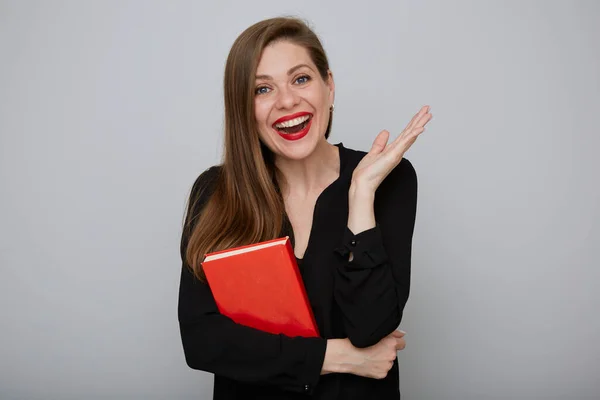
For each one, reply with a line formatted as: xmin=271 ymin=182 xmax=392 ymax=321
xmin=347 ymin=187 xmax=376 ymax=234
xmin=321 ymin=338 xmax=356 ymax=375
xmin=349 ymin=183 xmax=375 ymax=201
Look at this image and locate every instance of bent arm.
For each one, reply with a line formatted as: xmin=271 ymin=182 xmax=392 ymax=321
xmin=178 ymin=263 xmax=326 ymax=393
xmin=178 ymin=166 xmax=326 ymax=394
xmin=333 ymin=159 xmax=417 ymax=348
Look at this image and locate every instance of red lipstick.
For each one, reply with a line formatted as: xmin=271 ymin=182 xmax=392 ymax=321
xmin=272 ymin=112 xmax=313 ymax=142
xmin=273 ymin=112 xmax=311 ymax=126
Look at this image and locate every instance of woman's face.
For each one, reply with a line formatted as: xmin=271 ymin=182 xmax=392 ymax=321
xmin=253 ymin=40 xmax=334 ymax=160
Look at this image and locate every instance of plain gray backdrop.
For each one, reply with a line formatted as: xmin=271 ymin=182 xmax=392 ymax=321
xmin=1 ymin=0 xmax=598 ymax=399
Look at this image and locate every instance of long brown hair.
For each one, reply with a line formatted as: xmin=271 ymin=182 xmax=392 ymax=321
xmin=184 ymin=17 xmax=333 ymax=281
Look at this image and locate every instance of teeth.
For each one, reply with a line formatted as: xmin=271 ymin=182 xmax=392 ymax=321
xmin=275 ymin=115 xmax=310 ymax=129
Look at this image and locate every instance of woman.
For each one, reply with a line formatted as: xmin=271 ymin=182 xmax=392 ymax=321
xmin=178 ymin=17 xmax=432 ymax=399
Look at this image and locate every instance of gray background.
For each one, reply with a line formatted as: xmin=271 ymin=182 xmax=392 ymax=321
xmin=1 ymin=0 xmax=598 ymax=399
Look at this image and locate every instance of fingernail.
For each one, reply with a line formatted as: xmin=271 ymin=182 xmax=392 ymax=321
xmin=399 ymin=330 xmax=406 ymax=334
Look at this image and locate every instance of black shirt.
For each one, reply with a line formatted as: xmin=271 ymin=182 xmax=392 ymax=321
xmin=178 ymin=142 xmax=418 ymax=399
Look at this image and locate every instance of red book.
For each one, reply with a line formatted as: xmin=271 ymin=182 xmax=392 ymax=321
xmin=202 ymin=237 xmax=319 ymax=338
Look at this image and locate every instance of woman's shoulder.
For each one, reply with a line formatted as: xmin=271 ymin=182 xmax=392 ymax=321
xmin=188 ymin=165 xmax=223 ymax=203
xmin=387 ymin=157 xmax=417 ymax=186
xmin=192 ymin=165 xmax=222 ymax=187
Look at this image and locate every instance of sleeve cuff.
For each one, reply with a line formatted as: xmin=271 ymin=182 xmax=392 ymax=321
xmin=300 ymin=337 xmax=327 ymax=395
xmin=282 ymin=336 xmax=326 ymax=394
xmin=334 ymin=225 xmax=389 ymax=269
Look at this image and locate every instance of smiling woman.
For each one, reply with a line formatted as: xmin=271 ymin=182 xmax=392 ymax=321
xmin=178 ymin=16 xmax=432 ymax=400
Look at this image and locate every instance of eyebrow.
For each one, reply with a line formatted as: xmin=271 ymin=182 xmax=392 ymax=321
xmin=255 ymin=64 xmax=314 ymax=80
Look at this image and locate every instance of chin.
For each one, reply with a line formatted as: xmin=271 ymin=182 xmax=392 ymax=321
xmin=273 ymin=136 xmax=320 ymax=161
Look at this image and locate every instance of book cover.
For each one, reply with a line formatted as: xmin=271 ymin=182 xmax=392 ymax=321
xmin=202 ymin=237 xmax=319 ymax=338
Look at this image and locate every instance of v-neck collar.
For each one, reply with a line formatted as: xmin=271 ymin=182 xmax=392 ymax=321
xmin=290 ymin=142 xmax=347 ymax=262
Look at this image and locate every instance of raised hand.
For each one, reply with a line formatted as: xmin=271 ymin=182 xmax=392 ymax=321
xmin=351 ymin=105 xmax=432 ymax=194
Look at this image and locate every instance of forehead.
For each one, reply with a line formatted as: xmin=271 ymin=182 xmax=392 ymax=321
xmin=256 ymin=40 xmax=315 ymax=76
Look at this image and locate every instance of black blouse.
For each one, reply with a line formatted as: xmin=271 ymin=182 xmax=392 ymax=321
xmin=178 ymin=142 xmax=418 ymax=399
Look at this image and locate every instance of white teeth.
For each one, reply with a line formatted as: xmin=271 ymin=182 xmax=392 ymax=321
xmin=274 ymin=115 xmax=310 ymax=129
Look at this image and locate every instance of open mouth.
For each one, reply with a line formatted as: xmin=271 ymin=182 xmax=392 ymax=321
xmin=272 ymin=114 xmax=313 ymax=135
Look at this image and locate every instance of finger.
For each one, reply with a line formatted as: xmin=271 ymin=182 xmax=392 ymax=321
xmin=390 ymin=330 xmax=405 ymax=338
xmin=401 ymin=113 xmax=430 ymax=146
xmin=404 ymin=105 xmax=430 ymax=132
xmin=369 ymin=130 xmax=390 ymax=154
xmin=403 ymin=109 xmax=422 ymax=133
xmin=413 ymin=110 xmax=433 ymax=129
xmin=394 ymin=107 xmax=430 ymax=149
xmin=390 ymin=123 xmax=424 ymax=149
xmin=395 ymin=338 xmax=406 ymax=351
xmin=412 ymin=126 xmax=426 ymax=140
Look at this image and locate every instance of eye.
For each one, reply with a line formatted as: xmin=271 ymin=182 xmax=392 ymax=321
xmin=295 ymin=75 xmax=311 ymax=85
xmin=255 ymin=86 xmax=271 ymax=95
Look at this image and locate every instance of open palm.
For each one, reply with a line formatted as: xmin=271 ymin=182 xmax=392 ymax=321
xmin=352 ymin=105 xmax=432 ymax=193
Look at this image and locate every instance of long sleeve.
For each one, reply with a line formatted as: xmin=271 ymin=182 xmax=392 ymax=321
xmin=333 ymin=158 xmax=417 ymax=348
xmin=178 ymin=166 xmax=327 ymax=394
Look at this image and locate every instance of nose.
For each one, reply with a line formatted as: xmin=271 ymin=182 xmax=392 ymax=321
xmin=275 ymin=86 xmax=300 ymax=110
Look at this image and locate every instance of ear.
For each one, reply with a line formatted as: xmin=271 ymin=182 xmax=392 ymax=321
xmin=326 ymin=69 xmax=335 ymax=105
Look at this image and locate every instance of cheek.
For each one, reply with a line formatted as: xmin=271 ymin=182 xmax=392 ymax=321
xmin=253 ymin=103 xmax=272 ymax=145
xmin=315 ymin=92 xmax=329 ymax=119
xmin=254 ymin=101 xmax=271 ymax=127
xmin=310 ymin=86 xmax=329 ymax=113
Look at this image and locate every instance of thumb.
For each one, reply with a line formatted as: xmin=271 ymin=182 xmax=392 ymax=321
xmin=369 ymin=130 xmax=390 ymax=155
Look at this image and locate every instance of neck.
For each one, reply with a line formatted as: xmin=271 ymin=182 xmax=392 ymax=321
xmin=274 ymin=139 xmax=340 ymax=198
